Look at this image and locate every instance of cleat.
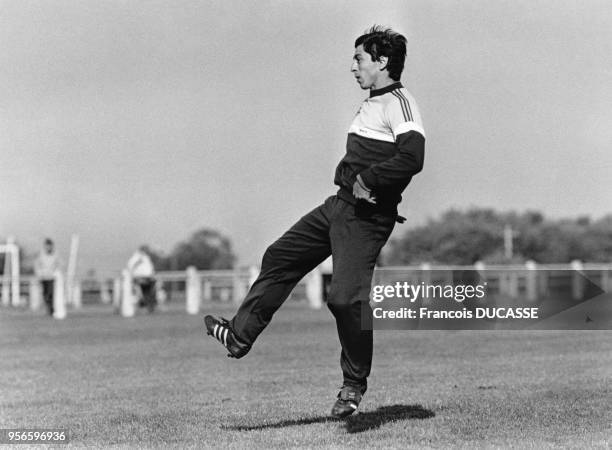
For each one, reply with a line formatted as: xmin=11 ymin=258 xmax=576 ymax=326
xmin=203 ymin=315 xmax=251 ymax=359
xmin=330 ymin=385 xmax=365 ymax=418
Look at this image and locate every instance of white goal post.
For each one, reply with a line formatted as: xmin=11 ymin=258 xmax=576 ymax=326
xmin=0 ymin=237 xmax=20 ymax=307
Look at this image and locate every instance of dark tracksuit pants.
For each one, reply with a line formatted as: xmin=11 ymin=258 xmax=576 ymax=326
xmin=230 ymin=194 xmax=395 ymax=389
xmin=135 ymin=277 xmax=157 ymax=312
xmin=41 ymin=279 xmax=54 ymax=316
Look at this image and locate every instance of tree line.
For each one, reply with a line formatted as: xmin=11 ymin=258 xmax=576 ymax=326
xmin=384 ymin=208 xmax=612 ymax=265
xmin=4 ymin=209 xmax=611 ymax=275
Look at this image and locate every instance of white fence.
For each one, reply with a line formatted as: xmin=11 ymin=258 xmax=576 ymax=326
xmin=0 ymin=265 xmax=324 ymax=318
xmin=2 ymin=261 xmax=611 ymax=319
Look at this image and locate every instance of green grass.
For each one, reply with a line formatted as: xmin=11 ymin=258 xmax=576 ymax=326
xmin=1 ymin=303 xmax=611 ymax=448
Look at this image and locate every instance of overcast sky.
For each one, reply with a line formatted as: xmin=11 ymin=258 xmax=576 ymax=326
xmin=2 ymin=0 xmax=611 ymax=276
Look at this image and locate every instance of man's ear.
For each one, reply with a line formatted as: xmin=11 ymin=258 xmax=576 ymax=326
xmin=378 ymin=55 xmax=389 ymax=72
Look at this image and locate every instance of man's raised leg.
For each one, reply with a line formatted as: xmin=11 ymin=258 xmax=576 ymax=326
xmin=204 ymin=197 xmax=334 ymax=356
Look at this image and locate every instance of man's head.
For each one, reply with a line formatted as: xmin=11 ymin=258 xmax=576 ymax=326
xmin=43 ymin=238 xmax=54 ymax=254
xmin=351 ymin=25 xmax=407 ymax=90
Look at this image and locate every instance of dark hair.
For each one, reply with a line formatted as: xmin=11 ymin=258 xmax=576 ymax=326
xmin=44 ymin=238 xmax=54 ymax=246
xmin=355 ymin=25 xmax=407 ymax=81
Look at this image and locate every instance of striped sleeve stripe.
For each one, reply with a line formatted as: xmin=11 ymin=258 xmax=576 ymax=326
xmin=391 ymin=90 xmax=413 ymax=121
xmin=396 ymin=90 xmax=414 ymax=121
xmin=390 ymin=91 xmax=409 ymax=121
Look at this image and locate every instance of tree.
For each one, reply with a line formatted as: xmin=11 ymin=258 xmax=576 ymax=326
xmin=170 ymin=228 xmax=235 ymax=270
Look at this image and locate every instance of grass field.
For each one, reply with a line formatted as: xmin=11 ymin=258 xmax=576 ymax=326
xmin=1 ymin=303 xmax=611 ymax=449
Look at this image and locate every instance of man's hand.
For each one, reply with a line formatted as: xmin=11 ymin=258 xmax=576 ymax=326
xmin=353 ymin=175 xmax=376 ymax=204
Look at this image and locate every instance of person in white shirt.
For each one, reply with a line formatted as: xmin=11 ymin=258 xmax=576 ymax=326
xmin=34 ymin=238 xmax=61 ymax=316
xmin=127 ymin=247 xmax=157 ymax=312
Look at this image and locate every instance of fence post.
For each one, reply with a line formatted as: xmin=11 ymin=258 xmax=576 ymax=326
xmin=72 ymin=281 xmax=82 ymax=309
xmin=570 ymin=260 xmax=584 ymax=300
xmin=498 ymin=269 xmax=507 ymax=297
xmin=421 ymin=262 xmax=433 ymax=283
xmin=1 ymin=243 xmax=10 ymax=306
xmin=155 ymin=284 xmax=167 ymax=307
xmin=473 ymin=261 xmax=486 ymax=301
xmin=0 ymin=282 xmax=8 ymax=306
xmin=305 ymin=266 xmax=323 ymax=309
xmin=29 ymin=278 xmax=42 ymax=311
xmin=66 ymin=234 xmax=79 ymax=307
xmin=507 ymin=270 xmax=518 ymax=299
xmin=525 ymin=260 xmax=537 ymax=302
xmin=186 ymin=266 xmax=201 ymax=315
xmin=420 ymin=263 xmax=432 ymax=305
xmin=10 ymin=240 xmax=20 ymax=307
xmin=112 ymin=277 xmax=121 ymax=311
xmin=101 ymin=280 xmax=111 ymax=304
xmin=537 ymin=267 xmax=549 ymax=298
xmin=220 ymin=287 xmax=231 ymax=303
xmin=202 ymin=277 xmax=212 ymax=303
xmin=121 ymin=269 xmax=135 ymax=317
xmin=232 ymin=269 xmax=246 ymax=305
xmin=53 ymin=270 xmax=67 ymax=319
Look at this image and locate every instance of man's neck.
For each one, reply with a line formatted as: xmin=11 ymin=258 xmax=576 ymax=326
xmin=370 ymin=77 xmax=395 ymax=91
xmin=369 ymin=80 xmax=402 ymax=98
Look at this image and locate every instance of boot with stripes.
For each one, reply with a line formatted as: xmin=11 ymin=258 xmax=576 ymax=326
xmin=203 ymin=315 xmax=251 ymax=359
xmin=330 ymin=384 xmax=365 ymax=418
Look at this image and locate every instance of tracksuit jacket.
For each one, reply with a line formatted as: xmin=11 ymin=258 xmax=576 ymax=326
xmin=334 ymin=81 xmax=425 ymax=214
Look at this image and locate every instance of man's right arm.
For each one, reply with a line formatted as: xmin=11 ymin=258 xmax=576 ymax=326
xmin=358 ymin=130 xmax=424 ymax=189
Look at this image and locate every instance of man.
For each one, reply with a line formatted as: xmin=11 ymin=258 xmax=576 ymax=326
xmin=204 ymin=26 xmax=425 ymax=418
xmin=34 ymin=238 xmax=61 ymax=316
xmin=126 ymin=246 xmax=157 ymax=313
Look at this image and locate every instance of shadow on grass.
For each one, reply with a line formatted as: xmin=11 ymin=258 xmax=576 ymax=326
xmin=226 ymin=404 xmax=434 ymax=434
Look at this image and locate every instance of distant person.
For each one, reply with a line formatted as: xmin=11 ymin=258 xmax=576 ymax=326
xmin=34 ymin=238 xmax=61 ymax=316
xmin=204 ymin=26 xmax=425 ymax=418
xmin=127 ymin=247 xmax=157 ymax=313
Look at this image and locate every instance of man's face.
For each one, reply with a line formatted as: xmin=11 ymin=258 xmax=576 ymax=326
xmin=351 ymin=44 xmax=382 ymax=90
